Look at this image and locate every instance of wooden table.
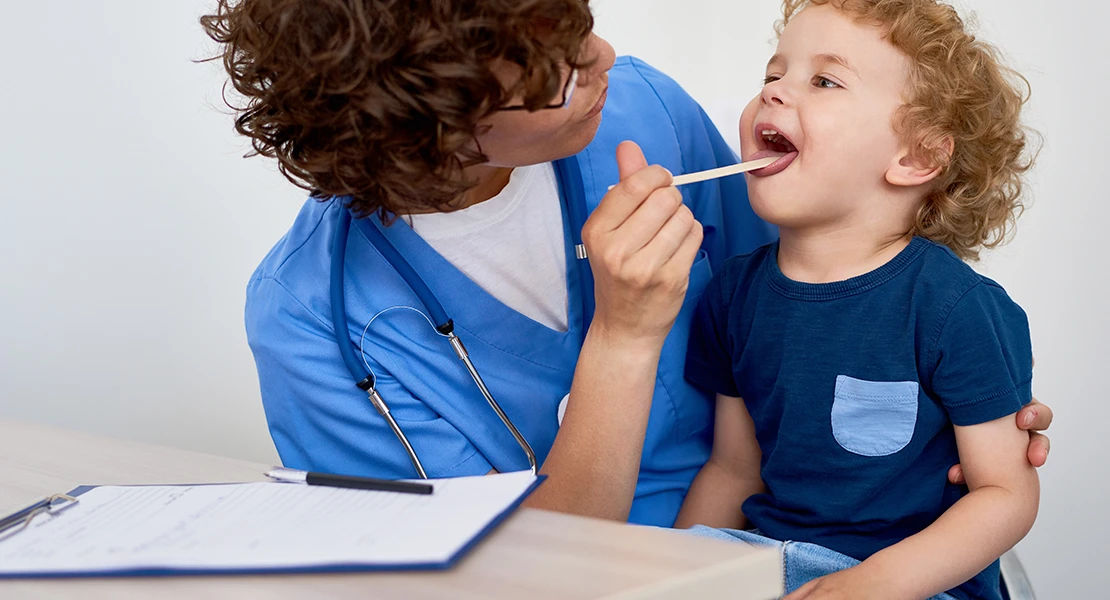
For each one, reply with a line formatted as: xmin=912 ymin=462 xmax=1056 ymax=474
xmin=0 ymin=419 xmax=782 ymax=599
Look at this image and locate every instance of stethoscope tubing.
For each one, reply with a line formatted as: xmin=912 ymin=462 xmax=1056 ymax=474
xmin=331 ymin=208 xmax=430 ymax=478
xmin=332 ymin=205 xmax=538 ymax=478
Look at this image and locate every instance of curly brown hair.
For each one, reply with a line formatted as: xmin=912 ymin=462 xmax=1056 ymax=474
xmin=780 ymin=0 xmax=1037 ymax=260
xmin=200 ymin=0 xmax=594 ymax=218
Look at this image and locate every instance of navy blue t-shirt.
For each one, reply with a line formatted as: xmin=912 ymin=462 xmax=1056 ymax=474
xmin=685 ymin=237 xmax=1032 ymax=600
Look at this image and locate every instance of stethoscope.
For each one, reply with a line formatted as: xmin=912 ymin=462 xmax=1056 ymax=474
xmin=330 ymin=158 xmax=594 ymax=479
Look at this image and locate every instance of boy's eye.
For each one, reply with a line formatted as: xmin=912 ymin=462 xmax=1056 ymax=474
xmin=762 ymin=75 xmax=781 ymax=85
xmin=813 ymin=76 xmax=840 ymax=89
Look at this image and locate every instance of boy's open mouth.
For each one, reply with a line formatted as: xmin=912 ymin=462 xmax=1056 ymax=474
xmin=748 ymin=123 xmax=799 ymax=177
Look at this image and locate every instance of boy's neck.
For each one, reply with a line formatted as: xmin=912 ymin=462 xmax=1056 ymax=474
xmin=776 ymin=225 xmax=914 ymax=284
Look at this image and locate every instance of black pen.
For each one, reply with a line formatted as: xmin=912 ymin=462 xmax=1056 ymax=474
xmin=265 ymin=467 xmax=433 ymax=495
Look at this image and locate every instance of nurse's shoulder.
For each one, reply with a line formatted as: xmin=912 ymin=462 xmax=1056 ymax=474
xmin=246 ymin=197 xmax=342 ymax=319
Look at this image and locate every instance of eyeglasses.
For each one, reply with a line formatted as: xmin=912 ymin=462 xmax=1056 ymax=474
xmin=497 ymin=68 xmax=578 ymax=112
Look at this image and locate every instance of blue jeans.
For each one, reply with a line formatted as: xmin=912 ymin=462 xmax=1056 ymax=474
xmin=686 ymin=526 xmax=959 ymax=599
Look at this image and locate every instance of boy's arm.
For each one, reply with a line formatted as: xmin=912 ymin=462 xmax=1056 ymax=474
xmin=787 ymin=414 xmax=1039 ymax=600
xmin=675 ymin=394 xmax=765 ymax=529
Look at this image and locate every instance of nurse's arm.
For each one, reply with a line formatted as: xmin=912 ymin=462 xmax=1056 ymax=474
xmin=523 ymin=329 xmax=669 ymax=520
xmin=522 ymin=142 xmax=702 ymax=521
xmin=674 ymin=394 xmax=764 ymax=529
xmin=788 ymin=414 xmax=1040 ymax=600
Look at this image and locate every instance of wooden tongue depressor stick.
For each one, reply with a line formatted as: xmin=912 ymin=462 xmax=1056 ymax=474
xmin=607 ymin=156 xmax=778 ymax=191
xmin=672 ymin=156 xmax=777 ymax=186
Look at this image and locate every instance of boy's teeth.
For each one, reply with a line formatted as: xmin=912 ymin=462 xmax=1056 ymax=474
xmin=761 ymin=129 xmax=778 ymax=136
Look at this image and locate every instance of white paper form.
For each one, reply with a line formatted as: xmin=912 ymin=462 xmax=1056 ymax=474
xmin=0 ymin=471 xmax=538 ymax=576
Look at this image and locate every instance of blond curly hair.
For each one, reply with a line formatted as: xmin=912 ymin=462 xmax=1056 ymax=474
xmin=780 ymin=0 xmax=1037 ymax=260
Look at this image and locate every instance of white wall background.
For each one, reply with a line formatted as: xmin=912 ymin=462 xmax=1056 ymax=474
xmin=0 ymin=1 xmax=1103 ymax=597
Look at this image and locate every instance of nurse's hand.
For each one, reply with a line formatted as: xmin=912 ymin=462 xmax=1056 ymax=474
xmin=947 ymin=396 xmax=1053 ymax=485
xmin=582 ymin=141 xmax=702 ymax=342
xmin=531 ymin=141 xmax=700 ymax=521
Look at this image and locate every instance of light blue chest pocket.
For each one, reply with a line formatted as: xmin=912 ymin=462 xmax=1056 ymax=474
xmin=831 ymin=376 xmax=919 ymax=457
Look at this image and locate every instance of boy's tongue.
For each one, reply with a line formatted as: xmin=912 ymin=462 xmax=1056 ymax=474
xmin=746 ymin=149 xmax=799 ymax=177
xmin=748 ymin=149 xmax=790 ymax=162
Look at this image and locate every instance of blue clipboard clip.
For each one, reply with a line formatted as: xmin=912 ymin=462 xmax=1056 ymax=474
xmin=0 ymin=494 xmax=80 ymax=541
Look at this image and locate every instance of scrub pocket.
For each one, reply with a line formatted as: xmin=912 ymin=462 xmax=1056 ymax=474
xmin=831 ymin=375 xmax=919 ymax=457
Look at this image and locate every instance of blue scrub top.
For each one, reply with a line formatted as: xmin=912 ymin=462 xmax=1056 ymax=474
xmin=245 ymin=57 xmax=774 ymax=527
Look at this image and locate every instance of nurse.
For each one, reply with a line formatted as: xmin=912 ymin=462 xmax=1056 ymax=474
xmin=201 ymin=0 xmax=1052 ymax=527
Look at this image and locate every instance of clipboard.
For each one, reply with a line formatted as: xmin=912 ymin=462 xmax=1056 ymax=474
xmin=0 ymin=471 xmax=544 ymax=579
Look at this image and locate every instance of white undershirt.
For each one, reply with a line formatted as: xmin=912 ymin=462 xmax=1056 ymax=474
xmin=406 ymin=163 xmax=569 ymax=332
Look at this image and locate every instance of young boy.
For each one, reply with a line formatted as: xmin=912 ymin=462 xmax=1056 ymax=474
xmin=677 ymin=1 xmax=1038 ymax=599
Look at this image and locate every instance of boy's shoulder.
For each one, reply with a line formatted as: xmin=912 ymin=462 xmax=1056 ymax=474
xmin=708 ymin=238 xmax=1018 ymax=300
xmin=912 ymin=238 xmax=1022 ymax=314
xmin=706 ymin=237 xmax=1026 ymax=322
xmin=914 ymin=240 xmax=1032 ymax=426
xmin=720 ymin=243 xmax=775 ymax=274
xmin=915 ymin=237 xmax=981 ymax=285
xmin=709 ymin=243 xmax=776 ymax=302
xmin=912 ymin=240 xmax=1030 ymax=386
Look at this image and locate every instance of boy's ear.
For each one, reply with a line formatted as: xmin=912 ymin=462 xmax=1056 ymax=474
xmin=886 ymin=136 xmax=953 ymax=188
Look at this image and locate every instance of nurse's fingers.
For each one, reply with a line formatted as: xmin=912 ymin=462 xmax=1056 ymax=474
xmin=617 ymin=140 xmax=650 ymax=180
xmin=652 ymin=209 xmax=703 ymax=284
xmin=1027 ymin=432 xmax=1050 ymax=468
xmin=634 ymin=202 xmax=698 ymax=270
xmin=1017 ymin=397 xmax=1053 ymax=431
xmin=586 ymin=143 xmax=674 ymax=233
xmin=599 ymin=201 xmax=697 ymax=307
xmin=665 ymin=213 xmax=704 ymax=275
xmin=614 ymin=185 xmax=686 ymax=254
